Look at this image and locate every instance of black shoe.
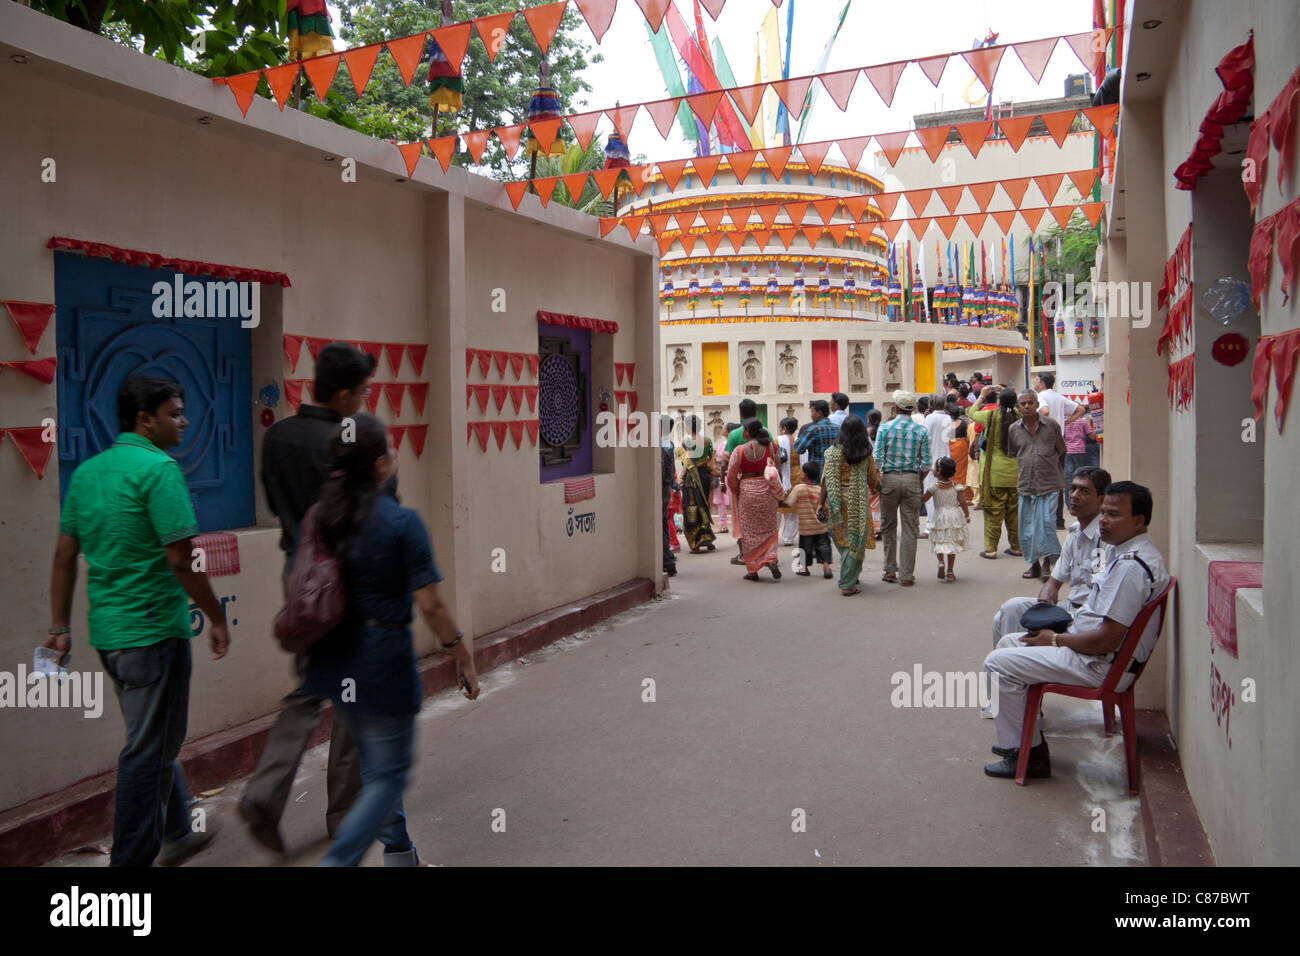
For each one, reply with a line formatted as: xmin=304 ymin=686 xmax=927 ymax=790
xmin=665 ymin=566 xmax=677 ymax=577
xmin=984 ymin=740 xmax=1050 ymax=779
xmin=991 ymin=745 xmax=1014 ymax=757
xmin=730 ymin=555 xmax=744 ymax=565
xmin=238 ymin=799 xmax=286 ymax=855
xmin=768 ymin=562 xmax=781 ymax=580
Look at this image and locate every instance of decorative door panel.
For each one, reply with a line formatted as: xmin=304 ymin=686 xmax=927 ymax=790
xmin=55 ymin=252 xmax=254 ymax=532
xmin=811 ymin=340 xmax=839 ymax=393
xmin=913 ymin=342 xmax=936 ymax=395
xmin=701 ymin=342 xmax=729 ymax=396
xmin=537 ymin=321 xmax=591 ymax=481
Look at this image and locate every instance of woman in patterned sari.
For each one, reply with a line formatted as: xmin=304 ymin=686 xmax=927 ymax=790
xmin=821 ymin=415 xmax=881 ymax=595
xmin=726 ymin=418 xmax=784 ymax=581
xmin=676 ymin=416 xmax=717 ymax=553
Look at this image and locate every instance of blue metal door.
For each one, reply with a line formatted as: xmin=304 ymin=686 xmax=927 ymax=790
xmin=55 ymin=252 xmax=254 ymax=532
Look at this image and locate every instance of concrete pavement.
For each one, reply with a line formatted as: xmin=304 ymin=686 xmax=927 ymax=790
xmin=48 ymin=512 xmax=1145 ymax=867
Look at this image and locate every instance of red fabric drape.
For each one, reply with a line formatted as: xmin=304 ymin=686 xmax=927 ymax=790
xmin=537 ymin=310 xmax=619 ymax=334
xmin=47 ymin=237 xmax=290 ymax=287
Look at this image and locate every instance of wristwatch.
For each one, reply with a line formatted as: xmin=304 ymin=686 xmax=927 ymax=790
xmin=441 ymin=629 xmax=463 ymax=649
xmin=1051 ymin=633 xmax=1060 ymax=648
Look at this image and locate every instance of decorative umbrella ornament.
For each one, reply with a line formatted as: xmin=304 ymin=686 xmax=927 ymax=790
xmin=738 ymin=262 xmax=751 ymax=309
xmin=526 ymin=82 xmax=567 ymax=158
xmin=711 ymin=267 xmax=724 ymax=308
xmin=427 ymin=34 xmax=464 ymax=113
xmin=765 ymin=262 xmax=779 ymax=306
xmin=287 ymin=0 xmax=334 ymax=61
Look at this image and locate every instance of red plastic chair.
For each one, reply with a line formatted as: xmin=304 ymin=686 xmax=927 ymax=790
xmin=1015 ymin=577 xmax=1177 ymax=792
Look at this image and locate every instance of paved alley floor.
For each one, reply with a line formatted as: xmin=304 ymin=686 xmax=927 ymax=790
xmin=50 ymin=511 xmax=1145 ymax=867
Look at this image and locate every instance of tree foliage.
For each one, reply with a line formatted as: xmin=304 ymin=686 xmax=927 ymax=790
xmin=1039 ymin=189 xmax=1102 ymax=284
xmin=534 ymin=141 xmax=615 ymax=216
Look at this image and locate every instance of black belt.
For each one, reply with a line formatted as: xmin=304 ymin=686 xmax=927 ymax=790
xmin=885 ymin=469 xmax=922 ymax=474
xmin=365 ymin=618 xmax=410 ymax=630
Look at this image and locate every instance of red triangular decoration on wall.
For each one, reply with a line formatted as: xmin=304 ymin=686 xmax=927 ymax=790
xmin=408 ymin=344 xmax=427 ymax=376
xmin=812 ymin=197 xmax=840 ymax=225
xmin=491 ymin=385 xmax=509 ymax=412
xmin=389 ymin=425 xmax=407 ymax=451
xmin=491 ymin=350 xmax=508 ymax=377
xmin=491 ymin=421 xmax=508 ymax=450
xmin=615 ymin=363 xmax=626 ymax=385
xmin=284 ymin=379 xmax=305 ymax=412
xmin=525 ymin=384 xmax=538 ymax=410
xmin=623 ymin=214 xmax=646 ymax=240
xmin=509 ymin=352 xmax=525 ymax=379
xmin=384 ymin=382 xmax=407 ymax=416
xmin=527 ymin=355 xmax=539 ymax=377
xmin=385 ymin=343 xmax=406 ymax=377
xmin=508 ymin=419 xmax=525 ymax=449
xmin=408 ymin=382 xmax=428 ymax=414
xmin=525 ymin=419 xmax=539 ymax=445
xmin=342 ymin=44 xmax=381 ymax=98
xmin=7 ymin=426 xmax=54 ymax=479
xmin=408 ymin=424 xmax=428 ymax=456
xmin=476 ymin=349 xmax=492 ymax=377
xmin=358 ymin=341 xmax=383 ymax=364
xmin=472 ymin=384 xmax=492 ymax=413
xmin=305 ymin=337 xmax=328 ymax=360
xmin=783 ymin=201 xmax=809 ymax=227
xmin=283 ymin=334 xmax=305 ymax=372
xmin=473 ymin=421 xmax=492 ymax=451
xmin=624 ymin=363 xmax=635 ymax=384
xmin=4 ymin=301 xmax=55 ymax=354
xmin=507 ymin=385 xmax=525 ymax=413
xmin=827 ymin=223 xmax=850 ymax=245
xmin=365 ymin=387 xmax=383 ymax=414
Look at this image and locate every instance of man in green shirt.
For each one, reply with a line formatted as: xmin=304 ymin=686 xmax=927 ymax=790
xmin=724 ymin=399 xmax=758 ymax=564
xmin=45 ymin=376 xmax=229 ymax=867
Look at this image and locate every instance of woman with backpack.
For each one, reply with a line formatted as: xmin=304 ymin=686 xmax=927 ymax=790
xmin=295 ymin=412 xmax=480 ymax=866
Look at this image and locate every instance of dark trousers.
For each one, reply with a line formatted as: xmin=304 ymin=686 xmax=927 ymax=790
xmin=98 ymin=637 xmax=194 ymax=867
xmin=242 ymin=556 xmax=362 ymax=835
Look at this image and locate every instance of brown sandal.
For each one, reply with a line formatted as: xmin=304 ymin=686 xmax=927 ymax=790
xmin=946 ymin=572 xmax=956 ymax=582
xmin=979 ymin=551 xmax=997 ymax=560
xmin=881 ymin=572 xmax=898 ymax=583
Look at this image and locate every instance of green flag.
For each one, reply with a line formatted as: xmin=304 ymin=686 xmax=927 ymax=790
xmin=645 ymin=21 xmax=699 ymax=142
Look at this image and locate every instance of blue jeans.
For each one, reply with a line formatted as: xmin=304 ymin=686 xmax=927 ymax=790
xmin=97 ymin=637 xmax=194 ymax=867
xmin=318 ymin=710 xmax=415 ymax=866
xmin=1064 ymin=453 xmax=1089 ymax=488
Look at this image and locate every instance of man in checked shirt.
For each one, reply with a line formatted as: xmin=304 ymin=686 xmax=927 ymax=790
xmin=874 ymin=391 xmax=931 ymax=586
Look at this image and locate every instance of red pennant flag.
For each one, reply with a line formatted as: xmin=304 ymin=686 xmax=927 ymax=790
xmin=285 ymin=379 xmax=306 ymax=412
xmin=301 ymin=53 xmax=340 ymax=103
xmin=492 ymin=385 xmax=509 ymax=412
xmin=1040 ymin=110 xmax=1078 ymax=148
xmin=955 ymin=120 xmax=993 ymax=158
xmin=7 ymin=426 xmax=54 ymax=479
xmin=431 ymin=22 xmax=473 ymax=73
xmin=396 ymin=142 xmax=423 ymax=178
xmin=678 ymin=234 xmax=698 ymax=256
xmin=1048 ymin=205 xmax=1076 ymax=229
xmin=842 ymin=195 xmax=871 ymax=219
xmin=726 ymin=150 xmax=758 ymax=185
xmin=525 ymin=384 xmax=538 ymax=411
xmin=915 ymin=54 xmax=950 ymax=87
xmin=283 ymin=334 xmax=305 ymax=372
xmin=623 ymin=214 xmax=647 ymax=240
xmin=642 ymin=98 xmax=681 ymax=138
xmin=491 ymin=421 xmax=508 ymax=450
xmin=874 ymin=131 xmax=909 ymax=167
xmin=914 ymin=125 xmax=950 ymax=163
xmin=342 ymin=44 xmax=381 ymax=98
xmin=526 ymin=355 xmax=538 ymax=378
xmin=648 ymin=213 xmax=672 ymax=236
xmin=473 ymin=421 xmax=492 ymax=451
xmin=389 ymin=425 xmax=407 ymax=451
xmin=591 ymin=168 xmax=622 ymax=201
xmin=799 ymin=226 xmax=824 ymax=247
xmin=567 ymin=110 xmax=603 ymax=150
xmin=1013 ymin=37 xmax=1058 ymax=84
xmin=837 ymin=135 xmax=872 ymax=171
xmin=306 ymin=337 xmax=329 ymax=360
xmin=492 ymin=350 xmax=509 ymax=377
xmin=615 ymin=363 xmax=626 ymax=385
xmin=783 ymin=200 xmax=810 ymax=227
xmin=384 ymin=382 xmax=406 ymax=416
xmin=384 ymin=343 xmax=405 ymax=377
xmin=750 ymin=229 xmax=772 ymax=251
xmin=574 ymin=0 xmax=617 ymax=43
xmin=827 ymin=223 xmax=850 ymax=245
xmin=818 ymin=69 xmax=859 ymax=111
xmin=408 ymin=345 xmax=427 ymax=376
xmin=728 ymin=84 xmax=767 ymax=126
xmin=863 ymin=62 xmax=907 ymax=108
xmin=508 ymin=419 xmax=525 ymax=449
xmin=534 ymin=176 xmax=559 ymax=207
xmin=701 ymin=233 xmax=723 ymax=255
xmin=770 ymin=77 xmax=814 ymax=120
xmin=505 ymin=181 xmax=530 ymax=211
xmin=508 ymin=352 xmax=525 ymax=379
xmin=358 ymin=341 xmax=383 ymax=364
xmin=1079 ymin=202 xmax=1105 ymax=226
xmin=634 ymin=0 xmax=672 ymax=32
xmin=627 ymin=390 xmax=639 ymax=413
xmin=263 ymin=63 xmax=299 ymax=110
xmin=385 ymin=32 xmax=428 ymax=86
xmin=466 ymin=383 xmax=473 ymax=409
xmin=476 ymin=350 xmax=493 ymax=377
xmin=726 ymin=232 xmax=747 ymax=253
xmin=3 ymin=301 xmax=54 ymax=354
xmin=472 ymin=384 xmax=492 ymax=413
xmin=774 ymin=227 xmax=798 ymax=250
xmin=968 ymin=182 xmax=997 ymax=212
xmin=365 ymin=387 xmax=382 ymax=414
xmin=686 ymin=90 xmax=725 ymax=127
xmin=606 ymin=104 xmax=640 ymax=142
xmin=408 ymin=424 xmax=428 ymax=456
xmin=427 ymin=135 xmax=457 ymax=173
xmin=613 ymin=390 xmax=626 ymax=407
xmin=524 ymin=419 xmax=539 ymax=446
xmin=624 ymin=363 xmax=635 ymax=384
xmin=224 ymin=71 xmax=262 ymax=116
xmin=495 ymin=124 xmax=525 ymax=160
xmin=508 ymin=385 xmax=525 ymax=413
xmin=463 ymin=130 xmax=490 ymax=163
xmin=522 ymin=1 xmax=567 ymax=56
xmin=997 ymin=114 xmax=1035 ymax=152
xmin=2 ymin=357 xmax=57 ymax=384
xmin=474 ymin=13 xmax=515 ymax=63
xmin=657 ymin=158 xmax=688 ymax=191
xmin=408 ymin=382 xmax=428 ymax=415
xmin=530 ymin=117 xmax=563 ymax=155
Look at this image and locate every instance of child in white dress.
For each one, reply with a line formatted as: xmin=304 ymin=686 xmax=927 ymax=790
xmin=921 ymin=457 xmax=970 ymax=582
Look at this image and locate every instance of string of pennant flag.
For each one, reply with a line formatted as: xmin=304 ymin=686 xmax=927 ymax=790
xmin=284 ymin=334 xmax=427 ymax=377
xmin=283 ymin=378 xmax=430 ymax=417
xmin=0 ymin=428 xmax=55 ymax=479
xmin=466 ymin=348 xmax=539 ymax=380
xmin=469 ymin=420 xmax=540 ymax=452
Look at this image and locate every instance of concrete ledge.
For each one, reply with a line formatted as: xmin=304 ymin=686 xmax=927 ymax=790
xmin=0 ymin=578 xmax=653 ymax=867
xmin=1137 ymin=710 xmax=1215 ymax=867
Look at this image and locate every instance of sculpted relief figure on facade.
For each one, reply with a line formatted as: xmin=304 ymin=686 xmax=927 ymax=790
xmin=778 ymin=343 xmax=799 ymax=393
xmin=885 ymin=343 xmax=902 ymax=391
xmin=849 ymin=343 xmax=869 ymax=393
xmin=742 ymin=348 xmax=762 ymax=395
xmin=670 ymin=346 xmax=690 ymax=397
xmin=706 ymin=408 xmax=726 ymax=442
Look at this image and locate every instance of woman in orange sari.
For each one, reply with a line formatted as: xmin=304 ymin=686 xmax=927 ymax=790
xmin=726 ymin=418 xmax=784 ymax=581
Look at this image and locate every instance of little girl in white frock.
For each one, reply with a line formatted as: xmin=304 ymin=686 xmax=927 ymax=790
xmin=921 ymin=457 xmax=971 ymax=582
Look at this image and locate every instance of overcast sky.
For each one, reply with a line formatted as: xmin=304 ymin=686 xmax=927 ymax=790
xmin=327 ymin=0 xmax=1098 ymax=164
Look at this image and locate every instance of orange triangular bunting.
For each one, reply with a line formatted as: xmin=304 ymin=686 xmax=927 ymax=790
xmin=264 ymin=63 xmax=298 ymax=110
xmin=644 ymin=98 xmax=682 ymax=138
xmin=874 ymin=131 xmax=908 ymax=167
xmin=1064 ymin=29 xmax=1110 ymax=76
xmin=812 ymin=198 xmax=839 ymax=225
xmin=1048 ymin=204 xmax=1076 ymax=228
xmin=624 ymin=165 xmax=651 ymax=196
xmin=224 ymin=72 xmax=261 ymax=116
xmin=903 ymin=188 xmax=932 ymax=217
xmin=474 ymin=13 xmax=515 ymax=62
xmin=674 ymin=210 xmax=699 ymax=230
xmin=775 ymin=227 xmax=798 ymax=250
xmin=463 ymin=130 xmax=490 ymax=163
xmin=915 ymin=124 xmax=950 ymax=162
xmin=342 ymin=44 xmax=381 ymax=98
xmin=727 ymin=83 xmax=767 ymax=126
xmin=997 ymin=114 xmax=1034 ymax=151
xmin=686 ymin=90 xmax=724 ymax=126
xmin=567 ymin=111 xmax=602 ymax=150
xmin=726 ymin=149 xmax=756 ymax=184
xmin=827 ymin=223 xmax=850 ymax=245
xmin=819 ymin=69 xmax=859 ymax=111
xmin=648 ymin=212 xmax=673 ymax=236
xmin=396 ymin=142 xmax=423 ymax=177
xmin=1033 ymin=172 xmax=1064 ymax=203
xmin=879 ymin=220 xmax=905 ymax=242
xmin=692 ymin=154 xmax=722 ymax=187
xmin=534 ymin=177 xmax=558 ymax=207
xmin=799 ymin=140 xmax=832 ymax=176
xmin=592 ymin=168 xmax=621 ymax=199
xmin=726 ymin=232 xmax=747 ymax=253
xmin=432 ymin=23 xmax=473 ymax=72
xmin=910 ymin=217 xmax=932 ymax=239
xmin=427 ymin=136 xmax=456 ymax=173
xmin=769 ymin=77 xmax=814 ymax=120
xmin=935 ymin=185 xmax=964 ymax=214
xmin=968 ymin=181 xmax=997 ymax=211
xmin=1083 ymin=104 xmax=1119 ymax=139
xmin=764 ymin=145 xmax=794 ymax=179
xmin=757 ymin=203 xmax=782 ymax=228
xmin=990 ymin=209 xmax=1018 ymax=233
xmin=1040 ymin=109 xmax=1077 ymax=147
xmin=506 ymin=181 xmax=530 ymax=211
xmin=530 ymin=117 xmax=562 ymax=154
xmin=935 ymin=215 xmax=960 ymax=239
xmin=751 ymin=229 xmax=773 ymax=251
xmin=606 ymin=104 xmax=640 ymax=141
xmin=657 ymin=235 xmax=675 ymax=254
xmin=801 ymin=226 xmax=825 ymax=247
xmin=386 ymin=32 xmax=428 ymax=86
xmin=495 ymin=124 xmax=524 ymax=160
xmin=634 ymin=0 xmax=672 ymax=32
xmin=1000 ymin=176 xmax=1031 ymax=207
xmin=955 ymin=120 xmax=993 ymax=158
xmin=726 ymin=205 xmax=753 ymax=227
xmin=657 ymin=158 xmax=688 ymax=191
xmin=678 ymin=234 xmax=697 ymax=255
xmin=1019 ymin=207 xmax=1046 ymax=231
xmin=916 ymin=54 xmax=950 ymax=87
xmin=963 ymin=212 xmax=989 ymax=235
xmin=837 ymin=135 xmax=872 ymax=170
xmin=702 ymin=233 xmax=724 ymax=255
xmin=873 ymin=193 xmax=901 ymax=219
xmin=700 ymin=208 xmax=727 ymax=232
xmin=561 ymin=173 xmax=589 ymax=202
xmin=522 ymin=1 xmax=567 ymax=57
xmin=961 ymin=45 xmax=1006 ymax=91
xmin=842 ymin=195 xmax=870 ymax=219
xmin=623 ymin=214 xmax=646 ymax=239
xmin=1068 ymin=168 xmax=1099 ymax=197
xmin=1080 ymin=201 xmax=1105 ymax=226
xmin=863 ymin=61 xmax=907 ymax=108
xmin=783 ymin=201 xmax=809 ymax=227
xmin=302 ymin=54 xmax=340 ymax=103
xmin=1013 ymin=37 xmax=1058 ymax=83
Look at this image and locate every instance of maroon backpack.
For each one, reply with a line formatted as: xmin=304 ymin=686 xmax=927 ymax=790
xmin=273 ymin=504 xmax=346 ymax=654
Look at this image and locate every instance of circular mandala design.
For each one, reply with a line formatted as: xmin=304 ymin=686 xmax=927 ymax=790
xmin=538 ymin=353 xmax=579 ymax=446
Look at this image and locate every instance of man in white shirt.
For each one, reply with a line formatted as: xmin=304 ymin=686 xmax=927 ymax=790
xmin=923 ymin=393 xmax=952 ymax=467
xmin=827 ymin=392 xmax=850 ymax=427
xmin=981 ymin=481 xmax=1170 ymax=779
xmin=991 ymin=467 xmax=1112 ymax=644
xmin=1033 ymin=371 xmax=1084 ymax=529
